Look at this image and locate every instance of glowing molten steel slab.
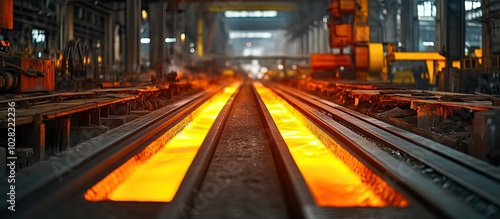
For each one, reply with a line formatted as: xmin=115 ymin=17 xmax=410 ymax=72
xmin=254 ymin=83 xmax=408 ymax=207
xmin=84 ymin=84 xmax=239 ymax=202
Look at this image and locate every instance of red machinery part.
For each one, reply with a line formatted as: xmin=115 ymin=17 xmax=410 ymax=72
xmin=310 ymin=54 xmax=353 ymax=71
xmin=0 ymin=70 xmax=18 ymax=92
xmin=0 ymin=0 xmax=13 ymax=30
xmin=2 ymin=57 xmax=55 ymax=93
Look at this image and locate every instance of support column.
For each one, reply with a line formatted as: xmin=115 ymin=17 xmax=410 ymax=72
xmin=384 ymin=0 xmax=398 ymax=43
xmin=301 ymin=34 xmax=306 ymax=55
xmin=439 ymin=0 xmax=465 ymax=91
xmin=436 ymin=0 xmax=444 ymax=53
xmin=292 ymin=39 xmax=296 ymax=54
xmin=26 ymin=115 xmax=46 ymax=162
xmin=149 ymin=0 xmax=166 ymax=71
xmin=296 ymin=38 xmax=300 ymax=54
xmin=400 ymin=0 xmax=418 ymax=51
xmin=313 ymin=24 xmax=318 ymax=53
xmin=320 ymin=25 xmax=328 ymax=53
xmin=56 ymin=117 xmax=71 ymax=151
xmin=59 ymin=3 xmax=74 ymax=50
xmin=104 ymin=12 xmax=113 ymax=80
xmin=307 ymin=27 xmax=314 ymax=54
xmin=125 ymin=0 xmax=141 ymax=74
xmin=482 ymin=0 xmax=490 ymax=73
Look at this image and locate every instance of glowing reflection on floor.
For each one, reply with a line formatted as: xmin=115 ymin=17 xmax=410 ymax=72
xmin=254 ymin=82 xmax=408 ymax=207
xmin=84 ymin=84 xmax=239 ymax=202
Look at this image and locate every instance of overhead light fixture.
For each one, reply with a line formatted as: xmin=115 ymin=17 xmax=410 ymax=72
xmin=229 ymin=32 xmax=272 ymax=39
xmin=165 ymin=38 xmax=177 ymax=43
xmin=180 ymin=33 xmax=186 ymax=43
xmin=224 ymin=10 xmax=278 ymax=18
xmin=140 ymin=38 xmax=150 ymax=44
xmin=422 ymin=41 xmax=434 ymax=47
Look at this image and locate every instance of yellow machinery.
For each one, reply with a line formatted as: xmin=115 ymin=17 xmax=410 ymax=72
xmin=387 ymin=45 xmax=483 ymax=86
xmin=386 ymin=44 xmax=446 ymax=86
xmin=312 ymin=0 xmax=481 ymax=86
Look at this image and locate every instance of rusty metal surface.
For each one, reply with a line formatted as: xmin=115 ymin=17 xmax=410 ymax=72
xmin=0 ymin=92 xmax=95 ymax=104
xmin=288 ymin=84 xmax=500 ymax=179
xmin=275 ymin=84 xmax=500 ymax=218
xmin=0 ymin=94 xmax=136 ymax=129
xmin=0 ymin=0 xmax=13 ymax=29
xmin=0 ymin=88 xmax=218 ymax=218
xmin=3 ymin=56 xmax=55 ymax=92
xmin=350 ymin=89 xmax=500 ymax=111
xmin=268 ymin=87 xmax=437 ymax=218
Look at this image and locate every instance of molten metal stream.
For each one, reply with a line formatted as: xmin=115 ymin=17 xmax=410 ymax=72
xmin=84 ymin=84 xmax=239 ymax=202
xmin=254 ymin=82 xmax=408 ymax=207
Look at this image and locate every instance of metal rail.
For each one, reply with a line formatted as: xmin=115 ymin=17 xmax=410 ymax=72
xmin=1 ymin=85 xmax=224 ymax=218
xmin=157 ymin=84 xmax=242 ymax=218
xmin=279 ymin=84 xmax=500 ymax=183
xmin=271 ymin=84 xmax=499 ymax=218
xmin=250 ymin=83 xmax=317 ymax=219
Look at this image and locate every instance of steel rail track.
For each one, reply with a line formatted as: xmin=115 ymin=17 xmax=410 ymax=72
xmin=273 ymin=85 xmax=500 ymax=217
xmin=1 ymin=85 xmax=227 ymax=219
xmin=156 ymin=83 xmax=242 ymax=219
xmin=268 ymin=84 xmax=492 ymax=219
xmin=276 ymin=85 xmax=500 ymax=183
xmin=208 ymin=83 xmax=436 ymax=219
xmin=159 ymin=82 xmax=325 ymax=219
xmin=250 ymin=83 xmax=317 ymax=219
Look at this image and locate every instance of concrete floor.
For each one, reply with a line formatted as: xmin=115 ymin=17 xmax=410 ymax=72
xmin=190 ymin=81 xmax=289 ymax=219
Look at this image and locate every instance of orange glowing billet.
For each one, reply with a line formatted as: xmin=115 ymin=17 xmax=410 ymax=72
xmin=254 ymin=82 xmax=408 ymax=207
xmin=84 ymin=84 xmax=239 ymax=202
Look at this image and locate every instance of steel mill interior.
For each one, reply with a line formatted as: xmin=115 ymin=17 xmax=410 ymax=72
xmin=1 ymin=0 xmax=500 ymax=218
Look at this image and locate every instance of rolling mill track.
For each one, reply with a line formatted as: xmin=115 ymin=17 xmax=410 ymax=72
xmin=270 ymin=84 xmax=500 ymax=219
xmin=1 ymin=83 xmax=230 ymax=218
xmin=3 ymin=81 xmax=499 ymax=219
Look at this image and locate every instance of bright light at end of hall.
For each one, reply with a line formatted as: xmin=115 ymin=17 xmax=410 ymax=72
xmin=225 ymin=10 xmax=278 ymax=18
xmin=140 ymin=38 xmax=150 ymax=44
xmin=142 ymin=10 xmax=148 ymax=20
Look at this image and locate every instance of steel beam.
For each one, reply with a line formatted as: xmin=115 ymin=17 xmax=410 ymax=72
xmin=59 ymin=3 xmax=74 ymax=51
xmin=483 ymin=0 xmax=490 ymax=73
xmin=125 ymin=0 xmax=141 ymax=74
xmin=438 ymin=0 xmax=465 ymax=91
xmin=104 ymin=11 xmax=114 ymax=80
xmin=384 ymin=0 xmax=399 ymax=43
xmin=400 ymin=0 xmax=419 ymax=51
xmin=149 ymin=0 xmax=167 ymax=70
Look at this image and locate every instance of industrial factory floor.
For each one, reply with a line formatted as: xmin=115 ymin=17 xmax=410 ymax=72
xmin=191 ymin=82 xmax=288 ymax=219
